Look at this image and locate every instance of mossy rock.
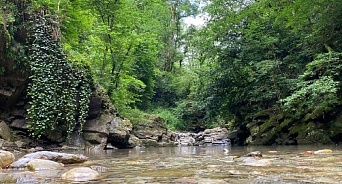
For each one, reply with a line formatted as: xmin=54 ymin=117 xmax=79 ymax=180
xmin=0 ymin=121 xmax=11 ymax=141
xmin=140 ymin=139 xmax=159 ymax=147
xmin=280 ymin=119 xmax=292 ymax=129
xmin=0 ymin=12 xmax=10 ymax=58
xmin=252 ymin=109 xmax=272 ymax=119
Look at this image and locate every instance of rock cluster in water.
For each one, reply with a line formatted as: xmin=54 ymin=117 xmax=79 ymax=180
xmin=0 ymin=150 xmax=101 ymax=183
xmin=170 ymin=127 xmax=232 ymax=146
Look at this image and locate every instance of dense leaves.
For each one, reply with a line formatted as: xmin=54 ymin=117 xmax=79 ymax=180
xmin=3 ymin=0 xmax=342 ymax=145
xmin=194 ymin=0 xmax=342 ymax=144
xmin=27 ymin=15 xmax=91 ymax=138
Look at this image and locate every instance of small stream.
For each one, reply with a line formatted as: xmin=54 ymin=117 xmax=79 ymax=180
xmin=7 ymin=145 xmax=342 ymax=183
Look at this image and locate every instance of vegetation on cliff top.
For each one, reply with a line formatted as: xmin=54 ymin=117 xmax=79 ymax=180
xmin=1 ymin=0 xmax=341 ymax=144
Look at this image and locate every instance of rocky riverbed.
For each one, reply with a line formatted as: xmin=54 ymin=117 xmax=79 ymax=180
xmin=0 ymin=146 xmax=340 ymax=183
xmin=0 ymin=150 xmax=97 ymax=182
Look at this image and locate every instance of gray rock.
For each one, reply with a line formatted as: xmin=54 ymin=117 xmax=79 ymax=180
xmin=10 ymin=151 xmax=87 ymax=168
xmin=88 ymin=97 xmax=102 ymax=119
xmin=173 ymin=127 xmax=231 ymax=146
xmin=133 ymin=115 xmax=166 ymax=141
xmin=83 ymin=132 xmax=107 ymax=150
xmin=10 ymin=119 xmax=28 ymax=130
xmin=83 ymin=132 xmax=107 ymax=144
xmin=65 ymin=132 xmax=86 ymax=149
xmin=83 ymin=116 xmax=111 ymax=136
xmin=61 ymin=167 xmax=99 ymax=182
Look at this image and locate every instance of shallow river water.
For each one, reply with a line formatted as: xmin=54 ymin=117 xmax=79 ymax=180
xmin=8 ymin=145 xmax=342 ymax=183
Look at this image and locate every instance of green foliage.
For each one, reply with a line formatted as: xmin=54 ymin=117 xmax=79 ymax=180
xmin=120 ymin=108 xmax=151 ymax=126
xmin=0 ymin=8 xmax=10 ymax=66
xmin=132 ymin=39 xmax=159 ymax=110
xmin=281 ymin=76 xmax=338 ymax=119
xmin=279 ymin=0 xmax=342 ymax=52
xmin=7 ymin=0 xmax=340 ymax=145
xmin=190 ymin=0 xmax=342 ymax=144
xmin=152 ymin=108 xmax=184 ymax=131
xmin=110 ymin=74 xmax=146 ymax=112
xmin=27 ymin=15 xmax=92 ymax=139
xmin=281 ymin=52 xmax=341 ymax=120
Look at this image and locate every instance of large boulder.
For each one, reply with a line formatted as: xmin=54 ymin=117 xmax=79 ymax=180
xmin=0 ymin=150 xmax=15 ymax=168
xmin=26 ymin=159 xmax=64 ymax=171
xmin=83 ymin=117 xmax=110 ymax=136
xmin=71 ymin=84 xmax=134 ymax=150
xmin=107 ymin=117 xmax=133 ymax=148
xmin=133 ymin=115 xmax=167 ymax=143
xmin=61 ymin=167 xmax=99 ymax=182
xmin=10 ymin=151 xmax=87 ymax=168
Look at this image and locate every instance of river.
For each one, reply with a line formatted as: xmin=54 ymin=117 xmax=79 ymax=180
xmin=8 ymin=145 xmax=342 ymax=183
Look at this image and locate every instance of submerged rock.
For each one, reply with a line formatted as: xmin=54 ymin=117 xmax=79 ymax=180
xmin=26 ymin=159 xmax=64 ymax=171
xmin=0 ymin=150 xmax=14 ymax=168
xmin=10 ymin=151 xmax=87 ymax=168
xmin=0 ymin=172 xmax=39 ymax=183
xmin=236 ymin=157 xmax=272 ymax=167
xmin=313 ymin=149 xmax=333 ymax=155
xmin=246 ymin=151 xmax=263 ymax=157
xmin=61 ymin=167 xmax=99 ymax=182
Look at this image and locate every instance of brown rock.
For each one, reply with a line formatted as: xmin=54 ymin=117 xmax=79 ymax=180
xmin=26 ymin=159 xmax=64 ymax=171
xmin=0 ymin=150 xmax=15 ymax=168
xmin=61 ymin=167 xmax=99 ymax=182
xmin=247 ymin=151 xmax=263 ymax=157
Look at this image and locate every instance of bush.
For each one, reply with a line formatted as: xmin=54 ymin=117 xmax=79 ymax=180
xmin=151 ymin=108 xmax=185 ymax=131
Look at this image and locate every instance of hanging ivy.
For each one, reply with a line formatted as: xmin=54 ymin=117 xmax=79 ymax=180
xmin=27 ymin=15 xmax=92 ymax=139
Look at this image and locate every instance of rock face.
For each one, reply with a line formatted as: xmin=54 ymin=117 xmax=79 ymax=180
xmin=0 ymin=78 xmax=136 ymax=150
xmin=72 ymin=84 xmax=135 ymax=150
xmin=1 ymin=12 xmax=29 ymax=111
xmin=61 ymin=167 xmax=99 ymax=182
xmin=0 ymin=150 xmax=15 ymax=168
xmin=10 ymin=151 xmax=87 ymax=168
xmin=132 ymin=115 xmax=176 ymax=147
xmin=107 ymin=117 xmax=133 ymax=148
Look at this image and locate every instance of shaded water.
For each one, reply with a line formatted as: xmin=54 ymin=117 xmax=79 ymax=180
xmin=8 ymin=145 xmax=342 ymax=183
